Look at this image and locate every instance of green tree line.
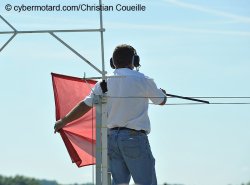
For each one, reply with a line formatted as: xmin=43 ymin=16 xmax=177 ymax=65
xmin=0 ymin=174 xmax=250 ymax=185
xmin=0 ymin=175 xmax=93 ymax=185
xmin=241 ymin=183 xmax=250 ymax=185
xmin=0 ymin=175 xmax=41 ymax=185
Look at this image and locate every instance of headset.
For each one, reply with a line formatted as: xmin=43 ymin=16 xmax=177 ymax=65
xmin=110 ymin=49 xmax=140 ymax=69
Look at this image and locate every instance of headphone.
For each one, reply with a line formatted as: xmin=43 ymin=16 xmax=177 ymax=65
xmin=110 ymin=49 xmax=140 ymax=69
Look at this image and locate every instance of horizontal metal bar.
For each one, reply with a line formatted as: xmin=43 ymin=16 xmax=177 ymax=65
xmin=0 ymin=28 xmax=105 ymax=35
xmin=0 ymin=31 xmax=15 ymax=34
xmin=83 ymin=75 xmax=126 ymax=80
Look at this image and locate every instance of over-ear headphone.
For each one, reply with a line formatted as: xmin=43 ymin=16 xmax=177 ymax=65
xmin=110 ymin=50 xmax=140 ymax=69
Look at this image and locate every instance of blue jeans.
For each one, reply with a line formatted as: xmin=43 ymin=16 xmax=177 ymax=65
xmin=108 ymin=129 xmax=157 ymax=185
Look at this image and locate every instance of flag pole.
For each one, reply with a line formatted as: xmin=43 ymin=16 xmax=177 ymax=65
xmin=166 ymin=93 xmax=210 ymax=104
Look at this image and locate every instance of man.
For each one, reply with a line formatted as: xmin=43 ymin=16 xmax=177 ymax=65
xmin=54 ymin=44 xmax=167 ymax=185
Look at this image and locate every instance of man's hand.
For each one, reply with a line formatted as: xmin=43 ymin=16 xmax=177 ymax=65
xmin=160 ymin=88 xmax=167 ymax=105
xmin=54 ymin=119 xmax=65 ymax=133
xmin=160 ymin=88 xmax=166 ymax=95
xmin=53 ymin=101 xmax=92 ymax=134
xmin=100 ymin=80 xmax=108 ymax=93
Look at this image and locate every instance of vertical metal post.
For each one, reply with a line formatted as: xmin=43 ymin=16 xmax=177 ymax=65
xmin=94 ymin=95 xmax=102 ymax=185
xmin=94 ymin=94 xmax=109 ymax=185
xmin=98 ymin=0 xmax=110 ymax=184
xmin=101 ymin=95 xmax=108 ymax=185
xmin=99 ymin=0 xmax=106 ymax=79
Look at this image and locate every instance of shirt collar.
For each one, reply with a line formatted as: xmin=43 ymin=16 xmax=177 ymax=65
xmin=114 ymin=68 xmax=133 ymax=75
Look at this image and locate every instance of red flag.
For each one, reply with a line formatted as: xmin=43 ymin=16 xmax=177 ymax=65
xmin=51 ymin=73 xmax=97 ymax=167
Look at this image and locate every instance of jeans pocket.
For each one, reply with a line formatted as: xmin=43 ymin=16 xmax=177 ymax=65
xmin=108 ymin=134 xmax=118 ymax=159
xmin=121 ymin=137 xmax=142 ymax=159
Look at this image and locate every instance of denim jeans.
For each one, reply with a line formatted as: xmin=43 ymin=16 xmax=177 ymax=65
xmin=108 ymin=129 xmax=157 ymax=185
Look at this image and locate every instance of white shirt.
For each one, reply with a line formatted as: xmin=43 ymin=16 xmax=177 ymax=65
xmin=83 ymin=68 xmax=166 ymax=134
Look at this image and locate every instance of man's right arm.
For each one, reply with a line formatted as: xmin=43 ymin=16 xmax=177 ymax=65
xmin=54 ymin=101 xmax=91 ymax=133
xmin=146 ymin=78 xmax=167 ymax=105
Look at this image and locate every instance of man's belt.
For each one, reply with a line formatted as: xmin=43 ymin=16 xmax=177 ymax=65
xmin=110 ymin=127 xmax=146 ymax=134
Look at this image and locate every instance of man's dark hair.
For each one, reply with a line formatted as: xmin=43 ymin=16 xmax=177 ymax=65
xmin=112 ymin=44 xmax=135 ymax=68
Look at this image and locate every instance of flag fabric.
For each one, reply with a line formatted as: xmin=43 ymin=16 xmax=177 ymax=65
xmin=51 ymin=73 xmax=97 ymax=167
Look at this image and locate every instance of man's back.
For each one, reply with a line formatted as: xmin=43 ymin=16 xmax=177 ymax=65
xmin=106 ymin=68 xmax=165 ymax=133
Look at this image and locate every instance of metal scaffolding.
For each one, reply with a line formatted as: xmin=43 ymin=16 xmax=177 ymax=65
xmin=0 ymin=0 xmax=109 ymax=184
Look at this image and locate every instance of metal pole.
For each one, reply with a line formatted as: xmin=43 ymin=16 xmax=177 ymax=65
xmin=49 ymin=32 xmax=103 ymax=75
xmin=0 ymin=29 xmax=104 ymax=35
xmin=166 ymin=93 xmax=210 ymax=104
xmin=94 ymin=95 xmax=102 ymax=185
xmin=99 ymin=0 xmax=106 ymax=80
xmin=98 ymin=0 xmax=109 ymax=183
xmin=0 ymin=33 xmax=16 ymax=52
xmin=101 ymin=95 xmax=108 ymax=185
xmin=0 ymin=15 xmax=17 ymax=31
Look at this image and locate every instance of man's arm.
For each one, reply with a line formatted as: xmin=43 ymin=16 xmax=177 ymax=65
xmin=54 ymin=101 xmax=91 ymax=133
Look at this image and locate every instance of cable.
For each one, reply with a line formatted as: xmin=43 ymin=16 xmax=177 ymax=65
xmin=174 ymin=97 xmax=250 ymax=99
xmin=106 ymin=96 xmax=250 ymax=99
xmin=105 ymin=96 xmax=250 ymax=105
xmin=106 ymin=96 xmax=250 ymax=105
xmin=210 ymin=102 xmax=250 ymax=105
xmin=149 ymin=102 xmax=250 ymax=105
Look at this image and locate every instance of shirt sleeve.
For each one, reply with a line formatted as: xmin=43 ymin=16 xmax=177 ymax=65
xmin=146 ymin=78 xmax=166 ymax=105
xmin=83 ymin=81 xmax=103 ymax=107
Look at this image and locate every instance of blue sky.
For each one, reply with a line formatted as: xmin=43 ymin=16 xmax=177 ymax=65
xmin=0 ymin=0 xmax=250 ymax=185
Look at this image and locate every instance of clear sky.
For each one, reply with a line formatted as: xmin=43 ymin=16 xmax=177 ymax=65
xmin=0 ymin=0 xmax=250 ymax=185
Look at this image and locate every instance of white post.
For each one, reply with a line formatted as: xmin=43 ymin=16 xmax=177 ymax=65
xmin=94 ymin=94 xmax=109 ymax=185
xmin=94 ymin=95 xmax=102 ymax=185
xmin=98 ymin=0 xmax=110 ymax=183
xmin=101 ymin=95 xmax=108 ymax=185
